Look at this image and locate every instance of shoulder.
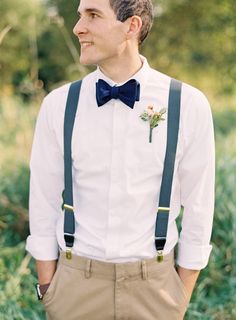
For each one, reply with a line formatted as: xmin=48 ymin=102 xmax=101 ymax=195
xmin=43 ymin=83 xmax=70 ymax=110
xmin=149 ymin=67 xmax=209 ymax=104
xmin=35 ymin=71 xmax=95 ymax=130
xmin=181 ymin=82 xmax=210 ymax=111
xmin=180 ymin=82 xmax=212 ymax=131
xmin=177 ymin=82 xmax=213 ymax=139
xmin=41 ymin=71 xmax=96 ymax=116
xmin=147 ymin=68 xmax=172 ymax=93
xmin=147 ymin=66 xmax=211 ymax=114
xmin=149 ymin=66 xmax=213 ymax=135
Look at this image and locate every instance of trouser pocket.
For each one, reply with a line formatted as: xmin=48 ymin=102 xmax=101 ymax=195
xmin=172 ymin=266 xmax=189 ymax=304
xmin=42 ymin=265 xmax=61 ymax=307
xmin=170 ymin=266 xmax=189 ymax=319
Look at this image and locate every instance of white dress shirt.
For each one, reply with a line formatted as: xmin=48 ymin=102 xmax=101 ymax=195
xmin=26 ymin=56 xmax=215 ymax=269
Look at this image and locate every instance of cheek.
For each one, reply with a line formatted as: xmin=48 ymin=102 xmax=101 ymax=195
xmin=106 ymin=30 xmax=126 ymax=47
xmin=102 ymin=22 xmax=126 ymax=41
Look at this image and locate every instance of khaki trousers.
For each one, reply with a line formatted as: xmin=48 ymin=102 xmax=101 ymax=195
xmin=42 ymin=251 xmax=189 ymax=320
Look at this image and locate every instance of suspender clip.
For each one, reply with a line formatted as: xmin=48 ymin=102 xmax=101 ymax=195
xmin=157 ymin=251 xmax=163 ymax=263
xmin=64 ymin=234 xmax=74 ymax=259
xmin=66 ymin=248 xmax=72 ymax=260
xmin=155 ymin=237 xmax=166 ymax=262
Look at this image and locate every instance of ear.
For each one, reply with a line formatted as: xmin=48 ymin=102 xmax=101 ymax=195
xmin=125 ymin=16 xmax=143 ymax=42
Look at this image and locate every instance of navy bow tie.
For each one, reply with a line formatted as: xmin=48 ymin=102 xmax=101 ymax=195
xmin=96 ymin=79 xmax=140 ymax=109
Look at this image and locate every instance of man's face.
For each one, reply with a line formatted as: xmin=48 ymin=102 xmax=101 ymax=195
xmin=73 ymin=0 xmax=128 ymax=68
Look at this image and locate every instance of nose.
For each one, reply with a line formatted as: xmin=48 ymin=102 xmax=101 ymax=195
xmin=73 ymin=18 xmax=87 ymax=37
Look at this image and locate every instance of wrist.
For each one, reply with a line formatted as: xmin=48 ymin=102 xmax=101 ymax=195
xmin=36 ymin=260 xmax=57 ymax=285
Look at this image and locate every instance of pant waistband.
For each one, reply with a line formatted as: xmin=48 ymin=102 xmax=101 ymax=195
xmin=58 ymin=251 xmax=175 ymax=281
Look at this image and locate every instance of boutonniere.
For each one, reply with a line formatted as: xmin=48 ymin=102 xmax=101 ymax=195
xmin=140 ymin=106 xmax=167 ymax=143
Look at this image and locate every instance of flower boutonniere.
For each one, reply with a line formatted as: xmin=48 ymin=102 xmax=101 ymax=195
xmin=140 ymin=106 xmax=167 ymax=143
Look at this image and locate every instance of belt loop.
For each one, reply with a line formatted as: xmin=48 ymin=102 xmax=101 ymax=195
xmin=85 ymin=259 xmax=92 ymax=279
xmin=141 ymin=260 xmax=148 ymax=280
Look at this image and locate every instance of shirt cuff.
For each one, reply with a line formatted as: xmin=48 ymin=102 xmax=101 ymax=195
xmin=176 ymin=240 xmax=213 ymax=270
xmin=25 ymin=235 xmax=59 ymax=260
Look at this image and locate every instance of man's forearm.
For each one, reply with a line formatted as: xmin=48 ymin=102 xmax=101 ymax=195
xmin=36 ymin=260 xmax=58 ymax=285
xmin=177 ymin=266 xmax=200 ymax=302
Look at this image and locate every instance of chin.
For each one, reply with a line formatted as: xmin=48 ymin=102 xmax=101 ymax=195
xmin=79 ymin=57 xmax=90 ymax=65
xmin=80 ymin=56 xmax=96 ymax=66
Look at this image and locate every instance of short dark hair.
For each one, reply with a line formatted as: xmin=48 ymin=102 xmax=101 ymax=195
xmin=109 ymin=0 xmax=154 ymax=44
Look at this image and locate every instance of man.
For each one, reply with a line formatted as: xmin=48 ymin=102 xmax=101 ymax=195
xmin=26 ymin=0 xmax=215 ymax=319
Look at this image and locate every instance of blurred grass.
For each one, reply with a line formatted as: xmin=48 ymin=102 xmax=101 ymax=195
xmin=0 ymin=95 xmax=236 ymax=319
xmin=0 ymin=95 xmax=41 ymax=167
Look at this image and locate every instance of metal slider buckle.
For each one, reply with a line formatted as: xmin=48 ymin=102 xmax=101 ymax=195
xmin=158 ymin=206 xmax=170 ymax=212
xmin=63 ymin=204 xmax=74 ymax=212
xmin=66 ymin=247 xmax=72 ymax=260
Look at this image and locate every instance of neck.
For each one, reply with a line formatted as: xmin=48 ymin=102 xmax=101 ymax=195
xmin=99 ymin=52 xmax=142 ymax=83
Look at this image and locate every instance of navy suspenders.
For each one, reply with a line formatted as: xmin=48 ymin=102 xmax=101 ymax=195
xmin=62 ymin=78 xmax=182 ymax=261
xmin=62 ymin=80 xmax=82 ymax=259
xmin=155 ymin=79 xmax=182 ymax=261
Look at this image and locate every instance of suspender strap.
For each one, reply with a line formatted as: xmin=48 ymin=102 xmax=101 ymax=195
xmin=63 ymin=80 xmax=82 ymax=259
xmin=155 ymin=79 xmax=182 ymax=260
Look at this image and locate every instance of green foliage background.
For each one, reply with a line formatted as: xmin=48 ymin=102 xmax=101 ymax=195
xmin=0 ymin=0 xmax=236 ymax=319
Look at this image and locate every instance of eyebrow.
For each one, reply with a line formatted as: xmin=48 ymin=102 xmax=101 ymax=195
xmin=77 ymin=8 xmax=103 ymax=16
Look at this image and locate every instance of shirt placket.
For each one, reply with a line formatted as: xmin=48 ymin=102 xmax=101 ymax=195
xmin=105 ymin=100 xmax=127 ymax=258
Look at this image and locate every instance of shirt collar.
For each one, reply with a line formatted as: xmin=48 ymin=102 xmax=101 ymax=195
xmin=94 ymin=55 xmax=150 ymax=98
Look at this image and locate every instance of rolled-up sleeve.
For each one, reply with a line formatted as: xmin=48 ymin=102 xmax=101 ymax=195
xmin=176 ymin=89 xmax=215 ymax=270
xmin=26 ymin=93 xmax=64 ymax=260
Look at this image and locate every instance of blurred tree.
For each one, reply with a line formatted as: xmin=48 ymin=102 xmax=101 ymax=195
xmin=0 ymin=0 xmax=45 ymax=96
xmin=0 ymin=0 xmax=235 ymax=96
xmin=37 ymin=2 xmax=88 ymax=91
xmin=144 ymin=0 xmax=236 ymax=95
xmin=46 ymin=0 xmax=79 ymax=35
xmin=0 ymin=0 xmax=87 ymax=94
